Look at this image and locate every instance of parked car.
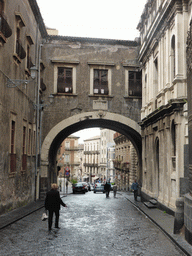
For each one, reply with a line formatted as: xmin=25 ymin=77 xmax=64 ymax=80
xmin=82 ymin=182 xmax=88 ymax=192
xmin=87 ymin=182 xmax=91 ymax=191
xmin=94 ymin=183 xmax=105 ymax=193
xmin=73 ymin=182 xmax=87 ymax=194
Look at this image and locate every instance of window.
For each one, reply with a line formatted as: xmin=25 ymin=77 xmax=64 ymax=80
xmin=28 ymin=126 xmax=32 ymax=155
xmin=128 ymin=71 xmax=142 ymax=96
xmin=0 ymin=0 xmax=12 ymax=45
xmin=171 ymin=35 xmax=176 ymax=80
xmin=52 ymin=60 xmax=79 ymax=95
xmin=57 ymin=67 xmax=73 ymax=93
xmin=10 ymin=120 xmax=16 ymax=173
xmin=22 ymin=126 xmax=27 ymax=170
xmin=32 ymin=129 xmax=36 ymax=155
xmin=13 ymin=12 xmax=26 ymax=63
xmin=65 ymin=154 xmax=70 ymax=163
xmin=93 ymin=69 xmax=108 ymax=95
xmin=65 ymin=141 xmax=70 ymax=149
xmin=25 ymin=35 xmax=34 ymax=76
xmin=88 ymin=62 xmax=114 ymax=96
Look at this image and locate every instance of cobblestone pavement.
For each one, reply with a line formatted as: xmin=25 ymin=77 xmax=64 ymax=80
xmin=0 ymin=192 xmax=186 ymax=256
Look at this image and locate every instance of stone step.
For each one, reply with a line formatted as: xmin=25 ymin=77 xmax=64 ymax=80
xmin=144 ymin=202 xmax=157 ymax=208
xmin=149 ymin=199 xmax=158 ymax=205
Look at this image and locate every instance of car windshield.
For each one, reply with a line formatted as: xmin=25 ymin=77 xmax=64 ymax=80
xmin=95 ymin=183 xmax=103 ymax=187
xmin=74 ymin=183 xmax=83 ymax=187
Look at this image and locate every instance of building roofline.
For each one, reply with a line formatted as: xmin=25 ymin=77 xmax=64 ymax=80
xmin=28 ymin=0 xmax=48 ymax=38
xmin=47 ymin=35 xmax=140 ymax=47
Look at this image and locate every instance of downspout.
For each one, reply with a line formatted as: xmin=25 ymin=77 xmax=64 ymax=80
xmin=35 ymin=41 xmax=43 ymax=201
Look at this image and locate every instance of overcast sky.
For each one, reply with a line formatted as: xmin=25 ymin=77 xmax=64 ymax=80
xmin=37 ymin=0 xmax=147 ymax=40
xmin=36 ymin=0 xmax=147 ymax=142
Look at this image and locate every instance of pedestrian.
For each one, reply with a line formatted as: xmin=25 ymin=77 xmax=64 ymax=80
xmin=104 ymin=182 xmax=111 ymax=198
xmin=113 ymin=183 xmax=117 ymax=198
xmin=66 ymin=180 xmax=68 ymax=194
xmin=45 ymin=183 xmax=67 ymax=231
xmin=131 ymin=179 xmax=139 ymax=201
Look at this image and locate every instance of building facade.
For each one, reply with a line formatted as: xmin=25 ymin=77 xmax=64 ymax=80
xmin=113 ymin=132 xmax=138 ymax=190
xmin=186 ymin=11 xmax=192 ymax=244
xmin=83 ymin=136 xmax=101 ymax=183
xmin=57 ymin=136 xmax=82 ymax=180
xmin=100 ymin=128 xmax=115 ymax=182
xmin=0 ymin=0 xmax=47 ymax=214
xmin=137 ymin=0 xmax=189 ymax=230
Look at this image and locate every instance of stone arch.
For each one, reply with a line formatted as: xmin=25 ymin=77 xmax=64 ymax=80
xmin=40 ymin=111 xmax=142 ymax=193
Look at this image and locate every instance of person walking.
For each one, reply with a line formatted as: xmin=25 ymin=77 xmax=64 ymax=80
xmin=45 ymin=183 xmax=67 ymax=231
xmin=131 ymin=179 xmax=139 ymax=201
xmin=113 ymin=183 xmax=117 ymax=198
xmin=66 ymin=180 xmax=68 ymax=194
xmin=104 ymin=182 xmax=111 ymax=198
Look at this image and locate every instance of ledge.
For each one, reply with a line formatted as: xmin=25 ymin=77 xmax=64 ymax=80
xmin=51 ymin=59 xmax=79 ymax=64
xmin=88 ymin=94 xmax=113 ymax=98
xmin=52 ymin=93 xmax=78 ymax=97
xmin=87 ymin=61 xmax=115 ymax=66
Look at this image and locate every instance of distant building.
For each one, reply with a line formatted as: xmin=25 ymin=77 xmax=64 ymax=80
xmin=57 ymin=136 xmax=82 ymax=180
xmin=100 ymin=129 xmax=116 ymax=182
xmin=114 ymin=133 xmax=138 ymax=191
xmin=83 ymin=136 xmax=101 ymax=183
xmin=46 ymin=27 xmax=59 ymax=36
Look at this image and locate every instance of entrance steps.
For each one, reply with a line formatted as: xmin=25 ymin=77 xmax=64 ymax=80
xmin=144 ymin=199 xmax=158 ymax=209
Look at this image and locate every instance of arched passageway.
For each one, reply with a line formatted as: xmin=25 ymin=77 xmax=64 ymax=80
xmin=40 ymin=111 xmax=141 ymax=195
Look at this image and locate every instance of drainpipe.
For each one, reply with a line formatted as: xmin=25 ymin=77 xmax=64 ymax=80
xmin=35 ymin=43 xmax=43 ymax=201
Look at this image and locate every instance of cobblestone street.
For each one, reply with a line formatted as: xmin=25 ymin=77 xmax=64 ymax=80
xmin=0 ymin=192 xmax=185 ymax=256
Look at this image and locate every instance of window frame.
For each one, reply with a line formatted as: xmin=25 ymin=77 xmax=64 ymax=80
xmin=88 ymin=62 xmax=114 ymax=96
xmin=124 ymin=67 xmax=142 ymax=98
xmin=57 ymin=67 xmax=73 ymax=93
xmin=52 ymin=60 xmax=79 ymax=95
xmin=13 ymin=12 xmax=26 ymax=64
xmin=22 ymin=121 xmax=27 ymax=171
xmin=93 ymin=69 xmax=108 ymax=95
xmin=10 ymin=113 xmax=17 ymax=173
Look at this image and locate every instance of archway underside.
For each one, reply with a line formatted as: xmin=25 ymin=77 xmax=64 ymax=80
xmin=48 ymin=118 xmax=142 ymax=164
xmin=40 ymin=112 xmax=142 ymax=192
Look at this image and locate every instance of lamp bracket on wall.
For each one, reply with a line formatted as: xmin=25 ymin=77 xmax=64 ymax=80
xmin=7 ymin=79 xmax=32 ymax=88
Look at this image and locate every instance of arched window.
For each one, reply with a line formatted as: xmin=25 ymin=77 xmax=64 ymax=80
xmin=171 ymin=35 xmax=176 ymax=80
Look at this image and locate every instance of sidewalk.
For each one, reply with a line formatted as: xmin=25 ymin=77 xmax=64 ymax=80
xmin=0 ymin=193 xmax=68 ymax=230
xmin=121 ymin=191 xmax=192 ymax=256
xmin=0 ymin=191 xmax=192 ymax=255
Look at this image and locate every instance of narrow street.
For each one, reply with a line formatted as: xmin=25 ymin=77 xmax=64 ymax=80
xmin=0 ymin=191 xmax=185 ymax=256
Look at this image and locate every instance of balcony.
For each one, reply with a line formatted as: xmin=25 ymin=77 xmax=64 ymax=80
xmin=84 ymin=163 xmax=98 ymax=167
xmin=65 ymin=147 xmax=79 ymax=151
xmin=0 ymin=14 xmax=12 ymax=45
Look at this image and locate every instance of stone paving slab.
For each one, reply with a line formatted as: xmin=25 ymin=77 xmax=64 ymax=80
xmin=121 ymin=191 xmax=192 ymax=256
xmin=0 ymin=190 xmax=192 ymax=255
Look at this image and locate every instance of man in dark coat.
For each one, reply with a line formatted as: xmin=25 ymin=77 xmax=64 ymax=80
xmin=131 ymin=179 xmax=139 ymax=201
xmin=104 ymin=182 xmax=111 ymax=198
xmin=45 ymin=183 xmax=67 ymax=231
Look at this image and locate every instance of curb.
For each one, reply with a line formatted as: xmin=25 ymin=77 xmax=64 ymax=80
xmin=122 ymin=193 xmax=191 ymax=256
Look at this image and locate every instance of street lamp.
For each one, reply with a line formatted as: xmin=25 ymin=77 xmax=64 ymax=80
xmin=30 ymin=65 xmax=38 ymax=80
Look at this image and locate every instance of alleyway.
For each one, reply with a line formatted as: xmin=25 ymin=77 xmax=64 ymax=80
xmin=0 ymin=191 xmax=185 ymax=256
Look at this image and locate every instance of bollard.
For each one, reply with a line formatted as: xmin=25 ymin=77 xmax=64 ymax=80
xmin=174 ymin=197 xmax=184 ymax=234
